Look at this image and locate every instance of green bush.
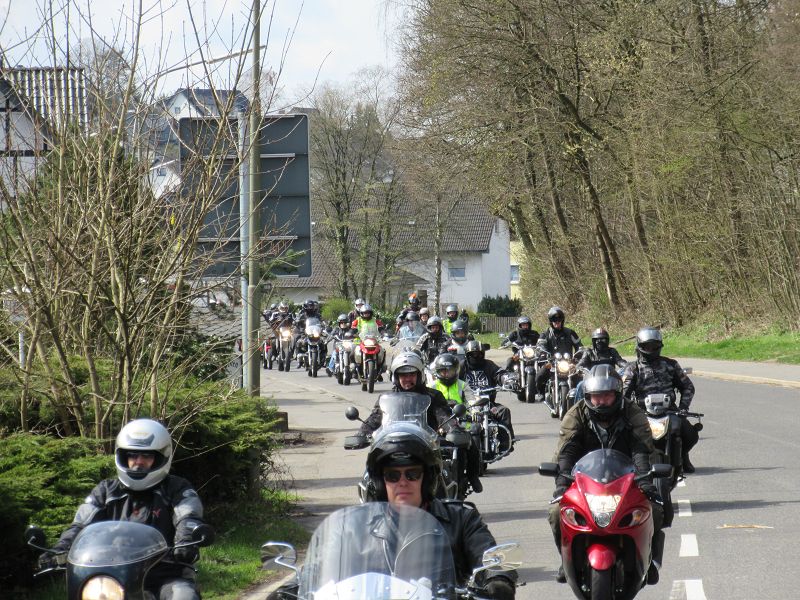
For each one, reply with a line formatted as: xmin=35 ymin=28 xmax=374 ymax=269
xmin=477 ymin=295 xmax=522 ymax=317
xmin=321 ymin=297 xmax=353 ymax=323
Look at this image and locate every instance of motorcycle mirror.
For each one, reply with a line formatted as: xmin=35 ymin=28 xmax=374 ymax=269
xmin=650 ymin=463 xmax=673 ymax=479
xmin=538 ymin=462 xmax=559 ymax=478
xmin=344 ymin=406 xmax=360 ymax=421
xmin=261 ymin=541 xmax=300 ymax=575
xmin=190 ymin=523 xmax=215 ymax=547
xmin=683 ymin=367 xmax=693 ymax=375
xmin=25 ymin=525 xmax=47 ymax=549
xmin=498 ymin=333 xmax=507 ymax=339
xmin=452 ymin=403 xmax=467 ymax=418
xmin=481 ymin=542 xmax=523 ymax=572
xmin=482 ymin=343 xmax=491 ymax=351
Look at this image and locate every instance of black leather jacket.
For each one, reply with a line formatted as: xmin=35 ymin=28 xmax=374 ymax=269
xmin=503 ymin=329 xmax=540 ymax=348
xmin=416 ymin=332 xmax=452 ymax=364
xmin=53 ymin=475 xmax=205 ymax=580
xmin=622 ymin=355 xmax=695 ymax=409
xmin=428 ymin=499 xmax=517 ymax=588
xmin=577 ymin=347 xmax=627 ymax=371
xmin=538 ymin=326 xmax=582 ymax=356
xmin=464 ymin=358 xmax=505 ymax=400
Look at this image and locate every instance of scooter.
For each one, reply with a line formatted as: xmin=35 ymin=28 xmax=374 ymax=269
xmin=539 ymin=449 xmax=671 ymax=600
xmin=26 ymin=521 xmax=214 ymax=600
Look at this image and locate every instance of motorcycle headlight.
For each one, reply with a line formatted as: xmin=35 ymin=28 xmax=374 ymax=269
xmin=585 ymin=493 xmax=621 ymax=528
xmin=648 ymin=417 xmax=669 ymax=440
xmin=280 ymin=329 xmax=291 ymax=339
xmin=82 ymin=576 xmax=125 ymax=600
xmin=522 ymin=347 xmax=536 ymax=360
xmin=342 ymin=341 xmax=353 ymax=350
xmin=556 ymin=360 xmax=571 ymax=375
xmin=364 ymin=339 xmax=377 ymax=347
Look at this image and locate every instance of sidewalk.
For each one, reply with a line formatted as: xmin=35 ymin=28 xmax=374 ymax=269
xmin=484 ymin=349 xmax=800 ymax=389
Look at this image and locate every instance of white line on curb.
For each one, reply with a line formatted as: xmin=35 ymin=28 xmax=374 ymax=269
xmin=679 ymin=533 xmax=699 ymax=557
xmin=678 ymin=499 xmax=693 ymax=517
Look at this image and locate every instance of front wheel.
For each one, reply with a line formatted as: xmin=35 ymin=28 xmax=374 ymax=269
xmin=558 ymin=386 xmax=569 ymax=419
xmin=525 ymin=371 xmax=536 ymax=403
xmin=343 ymin=361 xmax=352 ymax=385
xmin=590 ymin=567 xmax=614 ymax=600
xmin=366 ymin=361 xmax=375 ymax=393
xmin=657 ymin=477 xmax=675 ymax=527
xmin=311 ymin=350 xmax=319 ymax=377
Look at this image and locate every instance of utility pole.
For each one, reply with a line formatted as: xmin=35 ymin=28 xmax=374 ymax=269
xmin=246 ymin=0 xmax=261 ymax=397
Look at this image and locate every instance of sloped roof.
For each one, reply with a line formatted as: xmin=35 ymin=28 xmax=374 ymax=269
xmin=1 ymin=65 xmax=89 ymax=135
xmin=164 ymin=87 xmax=249 ymax=115
xmin=393 ymin=199 xmax=498 ymax=253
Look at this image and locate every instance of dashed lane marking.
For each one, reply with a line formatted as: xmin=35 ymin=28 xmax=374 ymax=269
xmin=679 ymin=533 xmax=699 ymax=557
xmin=678 ymin=499 xmax=693 ymax=517
xmin=670 ymin=579 xmax=708 ymax=600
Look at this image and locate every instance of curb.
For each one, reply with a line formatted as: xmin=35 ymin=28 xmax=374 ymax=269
xmin=238 ymin=571 xmax=296 ymax=600
xmin=691 ymin=370 xmax=800 ymax=390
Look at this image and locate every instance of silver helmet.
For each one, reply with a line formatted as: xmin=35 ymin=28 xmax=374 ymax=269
xmin=114 ymin=419 xmax=173 ymax=491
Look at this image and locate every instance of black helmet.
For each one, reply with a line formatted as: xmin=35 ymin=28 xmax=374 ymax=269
xmin=548 ymin=306 xmax=565 ymax=325
xmin=464 ymin=340 xmax=484 ymax=368
xmin=450 ymin=320 xmax=468 ymax=343
xmin=406 ymin=311 xmax=420 ymax=322
xmin=366 ymin=425 xmax=441 ymax=502
xmin=583 ymin=364 xmax=624 ymax=419
xmin=427 ymin=316 xmax=443 ymax=333
xmin=591 ymin=328 xmax=610 ymax=352
xmin=636 ymin=327 xmax=663 ymax=360
xmin=517 ymin=316 xmax=532 ymax=330
xmin=433 ymin=353 xmax=460 ymax=386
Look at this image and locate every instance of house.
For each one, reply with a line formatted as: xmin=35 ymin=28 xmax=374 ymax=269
xmin=268 ymin=199 xmax=512 ymax=312
xmin=0 ymin=60 xmax=88 ymax=203
xmin=510 ymin=239 xmax=523 ymax=300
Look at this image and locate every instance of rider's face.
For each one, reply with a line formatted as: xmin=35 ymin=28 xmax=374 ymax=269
xmin=589 ymin=391 xmax=616 ymax=408
xmin=397 ymin=372 xmax=418 ymax=390
xmin=430 ymin=325 xmax=441 ymax=335
xmin=384 ymin=465 xmax=424 ymax=507
xmin=127 ymin=452 xmax=156 ymax=471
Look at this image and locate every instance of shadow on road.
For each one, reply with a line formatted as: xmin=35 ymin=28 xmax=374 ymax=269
xmin=480 ymin=507 xmax=549 ymax=524
xmin=690 ymin=497 xmax=800 ymax=513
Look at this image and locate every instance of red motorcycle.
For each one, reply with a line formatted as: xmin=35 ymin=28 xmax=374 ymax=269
xmin=353 ymin=333 xmax=384 ymax=393
xmin=539 ymin=449 xmax=671 ymax=600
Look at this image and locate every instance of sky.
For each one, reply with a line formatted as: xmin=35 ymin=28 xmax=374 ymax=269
xmin=0 ymin=0 xmax=399 ymax=103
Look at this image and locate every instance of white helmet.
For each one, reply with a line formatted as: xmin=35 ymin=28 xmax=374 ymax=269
xmin=391 ymin=351 xmax=425 ymax=387
xmin=115 ymin=419 xmax=173 ymax=491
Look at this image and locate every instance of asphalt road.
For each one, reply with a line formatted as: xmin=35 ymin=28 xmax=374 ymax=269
xmin=259 ymin=355 xmax=800 ymax=600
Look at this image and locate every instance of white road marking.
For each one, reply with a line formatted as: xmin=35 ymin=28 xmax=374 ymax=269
xmin=678 ymin=499 xmax=693 ymax=517
xmin=679 ymin=533 xmax=699 ymax=557
xmin=670 ymin=579 xmax=708 ymax=600
xmin=677 ymin=479 xmax=687 ymax=487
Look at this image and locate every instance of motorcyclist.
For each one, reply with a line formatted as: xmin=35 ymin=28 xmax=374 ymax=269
xmin=326 ymin=313 xmax=355 ymax=375
xmin=622 ymin=327 xmax=699 ymax=473
xmin=352 ymin=303 xmax=386 ymax=379
xmin=443 ymin=303 xmax=467 ymax=335
xmin=501 ymin=316 xmax=540 ymax=372
xmin=419 ymin=307 xmax=431 ymax=326
xmin=347 ymin=297 xmax=366 ymax=325
xmin=416 ymin=316 xmax=452 ymax=364
xmin=463 ymin=340 xmax=515 ymax=442
xmin=37 ymin=419 xmax=209 ymax=599
xmin=535 ymin=306 xmax=583 ymax=402
xmin=262 ymin=302 xmax=278 ymax=324
xmin=572 ymin=328 xmax=628 ymax=402
xmin=364 ymin=432 xmax=516 ymax=598
xmin=398 ymin=311 xmax=426 ymax=343
xmin=395 ymin=292 xmax=423 ymax=331
xmin=295 ymin=299 xmax=325 ymax=368
xmin=548 ymin=366 xmax=664 ymax=585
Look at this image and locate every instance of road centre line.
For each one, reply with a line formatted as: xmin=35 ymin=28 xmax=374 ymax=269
xmin=670 ymin=579 xmax=708 ymax=600
xmin=678 ymin=499 xmax=693 ymax=517
xmin=679 ymin=533 xmax=699 ymax=557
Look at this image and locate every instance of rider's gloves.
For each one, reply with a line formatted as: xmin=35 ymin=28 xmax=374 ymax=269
xmin=173 ymin=546 xmax=200 ymax=564
xmin=639 ymin=482 xmax=663 ymax=505
xmin=36 ymin=552 xmax=65 ymax=571
xmin=553 ymin=485 xmax=568 ymax=499
xmin=484 ymin=576 xmax=515 ymax=600
xmin=678 ymin=406 xmax=690 ymax=415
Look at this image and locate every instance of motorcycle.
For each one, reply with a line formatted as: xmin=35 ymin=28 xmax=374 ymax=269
xmin=262 ymin=334 xmax=275 ymax=370
xmin=540 ymin=350 xmax=578 ymax=419
xmin=277 ymin=325 xmax=294 ymax=372
xmin=303 ymin=318 xmax=326 ymax=378
xmin=539 ymin=449 xmax=671 ymax=600
xmin=499 ymin=335 xmax=538 ymax=403
xmin=343 ymin=394 xmax=468 ymax=502
xmin=354 ymin=333 xmax=383 ymax=393
xmin=26 ymin=520 xmax=214 ymax=600
xmin=262 ymin=502 xmax=521 ymax=600
xmin=333 ymin=334 xmax=357 ymax=385
xmin=466 ymin=386 xmax=514 ymax=474
xmin=643 ymin=393 xmax=704 ymax=527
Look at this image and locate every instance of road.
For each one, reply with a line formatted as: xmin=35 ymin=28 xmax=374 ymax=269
xmin=260 ymin=355 xmax=800 ymax=600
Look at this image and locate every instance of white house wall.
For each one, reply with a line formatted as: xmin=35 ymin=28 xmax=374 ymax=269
xmin=480 ymin=219 xmax=511 ymax=301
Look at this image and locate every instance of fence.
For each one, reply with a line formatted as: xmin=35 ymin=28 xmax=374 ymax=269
xmin=478 ymin=315 xmax=519 ymax=333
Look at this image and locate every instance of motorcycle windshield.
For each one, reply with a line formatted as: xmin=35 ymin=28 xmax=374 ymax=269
xmin=68 ymin=521 xmax=168 ymax=567
xmin=572 ymin=448 xmax=636 ymax=483
xmin=376 ymin=393 xmax=434 ymax=434
xmin=298 ymin=503 xmax=457 ymax=600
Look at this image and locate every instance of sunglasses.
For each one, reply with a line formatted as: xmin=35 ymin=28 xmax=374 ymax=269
xmin=383 ymin=467 xmax=424 ymax=483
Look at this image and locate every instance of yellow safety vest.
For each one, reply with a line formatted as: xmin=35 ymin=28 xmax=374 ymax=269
xmin=356 ymin=318 xmax=380 ymax=338
xmin=434 ymin=379 xmax=466 ymax=405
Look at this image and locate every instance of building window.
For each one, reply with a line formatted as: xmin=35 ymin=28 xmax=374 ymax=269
xmin=174 ymin=106 xmax=181 ymax=115
xmin=156 ymin=167 xmax=167 ymax=176
xmin=510 ymin=264 xmax=520 ymax=283
xmin=448 ymin=260 xmax=466 ymax=280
